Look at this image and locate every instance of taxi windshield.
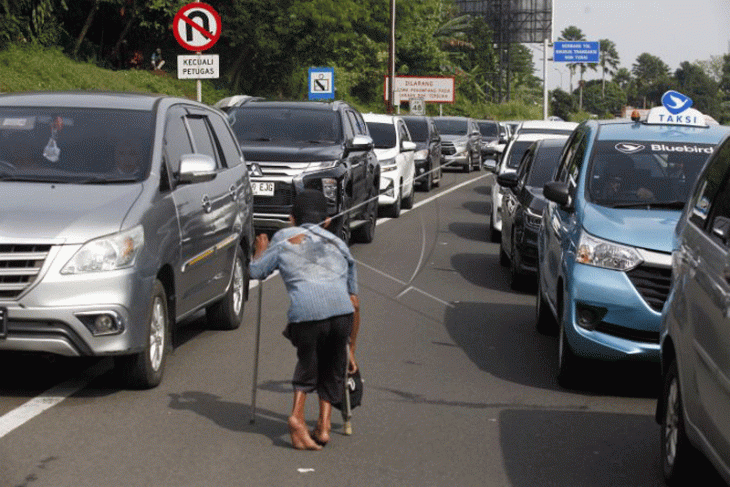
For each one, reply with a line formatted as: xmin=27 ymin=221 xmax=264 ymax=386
xmin=587 ymin=140 xmax=715 ymax=208
xmin=0 ymin=108 xmax=153 ymax=183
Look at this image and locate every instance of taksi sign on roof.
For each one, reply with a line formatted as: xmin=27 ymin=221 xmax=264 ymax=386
xmin=646 ymin=91 xmax=707 ymax=128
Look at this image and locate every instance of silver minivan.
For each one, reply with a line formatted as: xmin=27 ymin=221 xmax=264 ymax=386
xmin=659 ymin=132 xmax=730 ymax=484
xmin=0 ymin=92 xmax=254 ymax=388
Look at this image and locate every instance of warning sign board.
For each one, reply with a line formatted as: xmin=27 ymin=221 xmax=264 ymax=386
xmin=173 ymin=2 xmax=221 ymax=52
xmin=384 ymin=76 xmax=454 ymax=104
xmin=308 ymin=67 xmax=335 ymax=100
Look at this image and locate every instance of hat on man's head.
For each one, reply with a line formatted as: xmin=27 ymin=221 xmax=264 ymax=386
xmin=292 ymin=189 xmax=328 ymax=225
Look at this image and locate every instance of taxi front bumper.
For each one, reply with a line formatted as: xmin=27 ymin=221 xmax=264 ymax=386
xmin=563 ymin=263 xmax=661 ymax=362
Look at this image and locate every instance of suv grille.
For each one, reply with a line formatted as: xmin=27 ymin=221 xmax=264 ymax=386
xmin=254 ymin=181 xmax=295 ymax=209
xmin=0 ymin=244 xmax=51 ymax=299
xmin=441 ymin=141 xmax=456 ymax=155
xmin=626 ymin=264 xmax=672 ymax=312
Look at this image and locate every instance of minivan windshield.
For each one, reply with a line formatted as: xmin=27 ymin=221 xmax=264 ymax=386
xmin=403 ymin=119 xmax=428 ymax=142
xmin=434 ymin=118 xmax=468 ymax=136
xmin=366 ymin=122 xmax=396 ymax=149
xmin=587 ymin=140 xmax=716 ymax=208
xmin=229 ymin=107 xmax=342 ymax=144
xmin=0 ymin=108 xmax=153 ymax=183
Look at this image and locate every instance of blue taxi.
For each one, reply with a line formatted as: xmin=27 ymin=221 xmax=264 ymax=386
xmin=536 ymin=91 xmax=730 ymax=386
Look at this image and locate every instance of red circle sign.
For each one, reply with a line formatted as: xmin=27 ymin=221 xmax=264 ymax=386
xmin=173 ymin=2 xmax=221 ymax=52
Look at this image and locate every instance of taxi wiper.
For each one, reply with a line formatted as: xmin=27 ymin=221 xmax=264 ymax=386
xmin=244 ymin=137 xmax=272 ymax=142
xmin=611 ymin=200 xmax=685 ymax=210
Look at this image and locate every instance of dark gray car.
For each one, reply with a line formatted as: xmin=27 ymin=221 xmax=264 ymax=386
xmin=0 ymin=92 xmax=254 ymax=388
xmin=658 ymin=131 xmax=730 ymax=484
xmin=433 ymin=116 xmax=482 ymax=173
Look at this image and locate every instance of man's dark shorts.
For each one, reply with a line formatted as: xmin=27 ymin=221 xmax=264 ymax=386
xmin=284 ymin=313 xmax=353 ymax=405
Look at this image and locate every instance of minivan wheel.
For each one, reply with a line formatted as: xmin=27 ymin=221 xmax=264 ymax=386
xmin=661 ymin=360 xmax=697 ymax=484
xmin=207 ymin=248 xmax=247 ymax=330
xmin=402 ymin=179 xmax=414 ymax=209
xmin=464 ymin=153 xmax=472 ymax=173
xmin=383 ymin=186 xmax=401 ymax=218
xmin=117 ymin=279 xmax=170 ymax=389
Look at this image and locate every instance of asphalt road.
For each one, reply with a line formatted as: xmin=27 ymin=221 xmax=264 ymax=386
xmin=0 ymin=167 xmax=725 ymax=487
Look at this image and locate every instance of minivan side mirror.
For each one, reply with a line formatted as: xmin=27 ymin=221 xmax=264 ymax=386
xmin=497 ymin=172 xmax=519 ymax=188
xmin=179 ymin=154 xmax=217 ymax=184
xmin=401 ymin=140 xmax=417 ymax=152
xmin=544 ymin=181 xmax=571 ymax=207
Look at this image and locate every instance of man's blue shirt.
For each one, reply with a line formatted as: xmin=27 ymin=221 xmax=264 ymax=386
xmin=249 ymin=224 xmax=357 ymax=323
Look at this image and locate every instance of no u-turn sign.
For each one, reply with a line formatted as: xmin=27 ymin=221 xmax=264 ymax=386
xmin=173 ymin=2 xmax=221 ymax=52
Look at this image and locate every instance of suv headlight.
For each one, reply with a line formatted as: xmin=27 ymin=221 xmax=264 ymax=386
xmin=61 ymin=226 xmax=144 ymax=274
xmin=305 ymin=161 xmax=338 ymax=172
xmin=379 ymin=157 xmax=397 ymax=173
xmin=524 ymin=207 xmax=543 ymax=229
xmin=576 ymin=231 xmax=642 ymax=271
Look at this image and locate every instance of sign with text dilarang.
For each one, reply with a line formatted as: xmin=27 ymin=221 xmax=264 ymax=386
xmin=384 ymin=76 xmax=455 ymax=104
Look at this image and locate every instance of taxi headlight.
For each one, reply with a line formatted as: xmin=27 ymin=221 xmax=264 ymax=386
xmin=524 ymin=207 xmax=543 ymax=229
xmin=576 ymin=231 xmax=642 ymax=271
xmin=61 ymin=226 xmax=144 ymax=274
xmin=380 ymin=157 xmax=398 ymax=172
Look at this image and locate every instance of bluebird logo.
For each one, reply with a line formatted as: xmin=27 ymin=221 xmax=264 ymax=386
xmin=662 ymin=91 xmax=693 ymax=115
xmin=615 ymin=142 xmax=645 ymax=154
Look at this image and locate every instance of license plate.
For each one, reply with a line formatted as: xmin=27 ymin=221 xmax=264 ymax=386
xmin=0 ymin=307 xmax=6 ymax=339
xmin=251 ymin=181 xmax=275 ymax=196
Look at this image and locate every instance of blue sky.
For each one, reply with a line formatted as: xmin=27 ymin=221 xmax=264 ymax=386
xmin=533 ymin=0 xmax=730 ymax=90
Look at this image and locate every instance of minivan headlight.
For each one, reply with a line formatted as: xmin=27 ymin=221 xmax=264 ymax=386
xmin=61 ymin=226 xmax=144 ymax=274
xmin=576 ymin=231 xmax=642 ymax=271
xmin=414 ymin=149 xmax=429 ymax=161
xmin=379 ymin=158 xmax=397 ymax=172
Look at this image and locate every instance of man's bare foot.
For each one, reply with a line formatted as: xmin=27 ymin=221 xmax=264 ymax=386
xmin=312 ymin=423 xmax=331 ymax=446
xmin=288 ymin=416 xmax=322 ymax=451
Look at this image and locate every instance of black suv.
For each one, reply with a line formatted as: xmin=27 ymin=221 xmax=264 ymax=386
xmin=227 ymin=101 xmax=380 ymax=244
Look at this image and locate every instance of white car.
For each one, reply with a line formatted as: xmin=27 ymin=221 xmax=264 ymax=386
xmin=487 ymin=131 xmax=571 ymax=242
xmin=363 ymin=113 xmax=416 ymax=218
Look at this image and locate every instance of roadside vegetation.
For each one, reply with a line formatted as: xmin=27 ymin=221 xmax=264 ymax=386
xmin=1 ymin=1 xmax=729 ymax=122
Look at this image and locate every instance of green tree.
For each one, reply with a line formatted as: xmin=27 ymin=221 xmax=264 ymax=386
xmin=598 ymin=38 xmax=619 ymax=97
xmin=675 ymin=61 xmax=720 ymax=119
xmin=0 ymin=0 xmax=68 ymax=48
xmin=550 ymin=88 xmax=575 ymax=121
xmin=631 ymin=52 xmax=670 ymax=107
xmin=581 ymin=79 xmax=626 ymax=117
xmin=558 ymin=25 xmax=584 ymax=92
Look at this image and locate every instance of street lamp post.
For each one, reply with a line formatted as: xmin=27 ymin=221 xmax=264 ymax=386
xmin=387 ymin=0 xmax=396 ymax=114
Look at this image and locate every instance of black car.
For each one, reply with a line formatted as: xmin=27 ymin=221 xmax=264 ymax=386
xmin=227 ymin=100 xmax=380 ymax=244
xmin=402 ymin=115 xmax=442 ymax=191
xmin=433 ymin=116 xmax=482 ymax=172
xmin=497 ymin=137 xmax=568 ymax=289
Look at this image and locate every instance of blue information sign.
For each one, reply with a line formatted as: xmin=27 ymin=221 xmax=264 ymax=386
xmin=554 ymin=41 xmax=600 ymax=63
xmin=308 ymin=67 xmax=335 ymax=100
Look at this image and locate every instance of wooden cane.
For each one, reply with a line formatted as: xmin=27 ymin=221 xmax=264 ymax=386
xmin=342 ymin=343 xmax=353 ymax=435
xmin=250 ymin=279 xmax=263 ymax=424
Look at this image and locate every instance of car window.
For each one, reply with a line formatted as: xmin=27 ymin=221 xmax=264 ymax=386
xmin=505 ymin=140 xmax=535 ymax=170
xmin=526 ymin=144 xmax=565 ymax=188
xmin=690 ymin=139 xmax=730 ymax=228
xmin=0 ymin=107 xmax=153 ymax=183
xmin=186 ymin=116 xmax=220 ymax=167
xmin=556 ymin=130 xmax=586 ymax=184
xmin=164 ymin=106 xmax=193 ymax=176
xmin=434 ymin=118 xmax=468 ymax=136
xmin=587 ymin=139 xmax=716 ymax=207
xmin=478 ymin=122 xmax=499 ymax=137
xmin=208 ymin=111 xmax=243 ymax=168
xmin=398 ymin=120 xmax=411 ymax=142
xmin=229 ymin=106 xmax=342 ymax=144
xmin=348 ymin=110 xmax=368 ymax=136
xmin=404 ymin=118 xmax=428 ymax=142
xmin=366 ymin=122 xmax=396 ymax=149
xmin=705 ymin=173 xmax=730 ymax=246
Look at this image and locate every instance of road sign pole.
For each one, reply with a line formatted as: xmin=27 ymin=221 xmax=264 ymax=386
xmin=196 ymin=52 xmax=202 ymax=102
